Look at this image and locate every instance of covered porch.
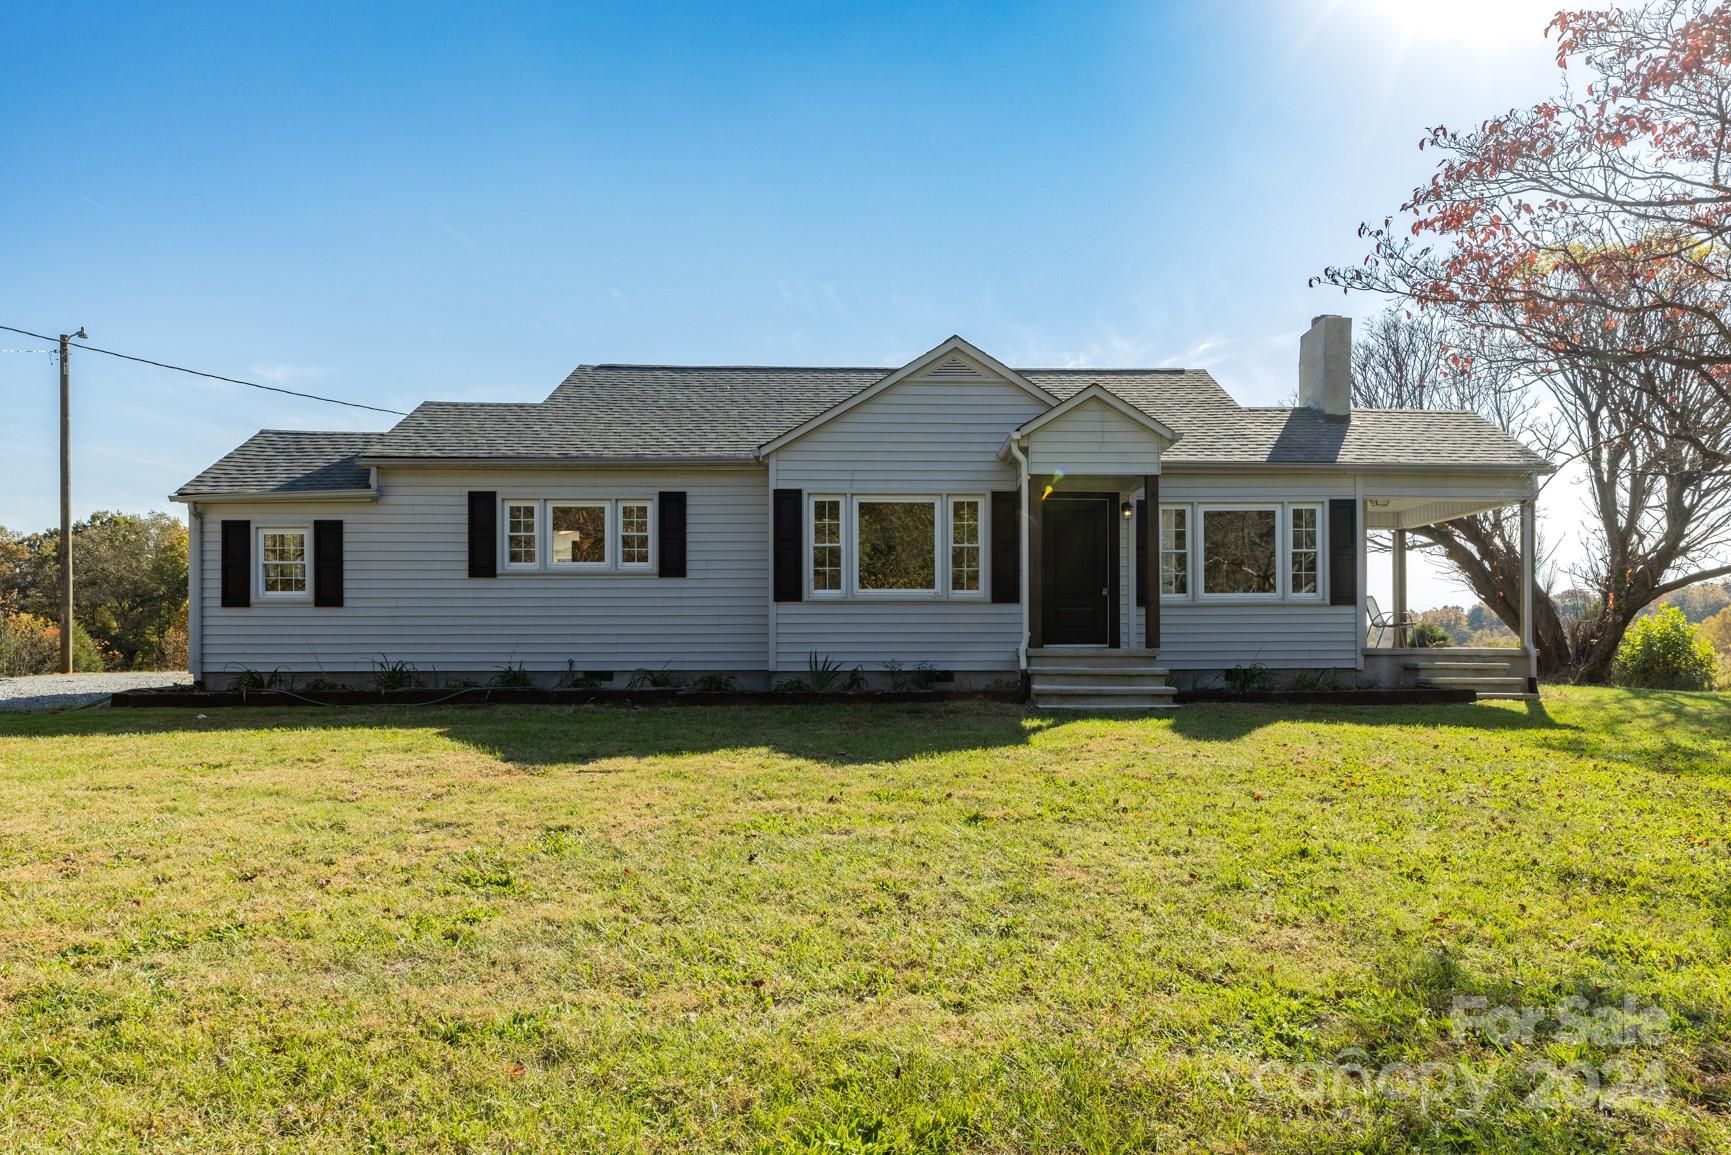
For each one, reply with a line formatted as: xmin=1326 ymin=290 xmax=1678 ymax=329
xmin=1360 ymin=482 xmax=1540 ymax=698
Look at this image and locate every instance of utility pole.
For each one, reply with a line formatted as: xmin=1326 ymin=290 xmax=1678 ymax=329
xmin=58 ymin=327 xmax=85 ymax=674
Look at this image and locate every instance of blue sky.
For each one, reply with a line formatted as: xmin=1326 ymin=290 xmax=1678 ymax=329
xmin=2 ymin=0 xmax=1574 ymax=608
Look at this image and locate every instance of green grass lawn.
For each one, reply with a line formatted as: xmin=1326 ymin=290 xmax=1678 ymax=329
xmin=0 ymin=688 xmax=1727 ymax=1153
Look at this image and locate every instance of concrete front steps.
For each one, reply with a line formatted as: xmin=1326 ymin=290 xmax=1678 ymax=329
xmin=1028 ymin=648 xmax=1177 ymax=710
xmin=1405 ymin=657 xmax=1538 ymax=700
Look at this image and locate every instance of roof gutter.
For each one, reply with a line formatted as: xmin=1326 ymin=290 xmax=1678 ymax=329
xmin=1160 ymin=460 xmax=1557 ymax=475
xmin=356 ymin=455 xmax=760 ymax=469
xmin=169 ymin=488 xmax=380 ymax=504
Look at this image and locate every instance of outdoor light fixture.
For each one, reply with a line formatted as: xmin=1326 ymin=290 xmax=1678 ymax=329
xmin=1120 ymin=500 xmax=1133 ymax=520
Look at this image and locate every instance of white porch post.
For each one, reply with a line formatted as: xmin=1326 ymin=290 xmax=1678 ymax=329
xmin=1391 ymin=528 xmax=1408 ymax=644
xmin=1519 ymin=497 xmax=1537 ymax=687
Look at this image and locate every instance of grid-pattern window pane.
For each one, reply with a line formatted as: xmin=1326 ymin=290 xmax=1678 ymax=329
xmin=857 ymin=500 xmax=936 ymax=591
xmin=261 ymin=531 xmax=308 ymax=594
xmin=1160 ymin=507 xmax=1189 ymax=596
xmin=620 ymin=503 xmax=651 ymax=566
xmin=1202 ymin=508 xmax=1279 ymax=595
xmin=506 ymin=503 xmax=538 ymax=565
xmin=551 ymin=504 xmax=607 ymax=565
xmin=811 ymin=499 xmax=842 ymax=592
xmin=950 ymin=499 xmax=981 ymax=593
xmin=1290 ymin=506 xmax=1319 ymax=595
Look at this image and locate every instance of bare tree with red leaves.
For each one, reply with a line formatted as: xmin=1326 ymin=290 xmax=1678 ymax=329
xmin=1321 ymin=2 xmax=1731 ymax=680
xmin=1320 ymin=0 xmax=1731 ymax=459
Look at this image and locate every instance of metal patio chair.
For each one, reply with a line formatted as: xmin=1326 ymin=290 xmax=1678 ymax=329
xmin=1365 ymin=594 xmax=1417 ymax=648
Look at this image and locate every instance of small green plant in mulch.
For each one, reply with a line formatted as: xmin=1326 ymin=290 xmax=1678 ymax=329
xmin=693 ymin=672 xmax=738 ymax=692
xmin=882 ymin=659 xmax=948 ymax=691
xmin=808 ymin=652 xmax=848 ymax=693
xmin=301 ymin=677 xmax=343 ymax=692
xmin=1223 ymin=663 xmax=1274 ymax=692
xmin=229 ymin=667 xmax=289 ymax=691
xmin=772 ymin=678 xmax=811 ymax=692
xmin=370 ymin=657 xmax=421 ymax=691
xmin=491 ymin=663 xmax=534 ymax=689
xmin=627 ymin=665 xmax=684 ymax=690
xmin=558 ymin=661 xmax=602 ymax=690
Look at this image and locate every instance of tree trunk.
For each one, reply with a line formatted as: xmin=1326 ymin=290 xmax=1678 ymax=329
xmin=1414 ymin=516 xmax=1573 ymax=676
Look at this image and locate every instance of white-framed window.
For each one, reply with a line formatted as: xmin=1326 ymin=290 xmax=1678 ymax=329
xmin=1289 ymin=504 xmax=1322 ymax=598
xmin=549 ymin=501 xmax=609 ymax=567
xmin=258 ymin=527 xmax=310 ymax=598
xmin=499 ymin=498 xmax=654 ymax=572
xmin=1159 ymin=506 xmax=1190 ymax=598
xmin=620 ymin=502 xmax=652 ymax=567
xmin=949 ymin=496 xmax=984 ymax=596
xmin=504 ymin=500 xmax=540 ymax=568
xmin=1199 ymin=505 xmax=1281 ymax=599
xmin=810 ymin=495 xmax=844 ymax=596
xmin=853 ymin=496 xmax=939 ymax=595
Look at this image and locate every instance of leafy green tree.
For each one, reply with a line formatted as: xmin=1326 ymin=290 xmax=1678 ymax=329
xmin=68 ymin=512 xmax=187 ymax=668
xmin=1702 ymin=606 xmax=1731 ymax=656
xmin=0 ymin=511 xmax=187 ymax=669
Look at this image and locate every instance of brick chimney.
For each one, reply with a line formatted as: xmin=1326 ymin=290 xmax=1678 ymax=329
xmin=1298 ymin=314 xmax=1352 ymax=419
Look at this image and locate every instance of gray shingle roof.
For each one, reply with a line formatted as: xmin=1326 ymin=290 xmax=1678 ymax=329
xmin=1162 ymin=407 xmax=1550 ymax=469
xmin=361 ymin=364 xmax=1245 ymax=463
xmin=185 ymin=362 xmax=1548 ymax=494
xmin=175 ymin=430 xmax=382 ymax=496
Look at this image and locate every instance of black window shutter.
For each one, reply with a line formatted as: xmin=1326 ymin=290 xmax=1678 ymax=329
xmin=220 ymin=519 xmax=250 ymax=608
xmin=1135 ymin=499 xmax=1149 ymax=607
xmin=313 ymin=520 xmax=344 ymax=607
xmin=468 ymin=491 xmax=497 ymax=578
xmin=658 ymin=491 xmax=687 ymax=577
xmin=1329 ymin=498 xmax=1358 ymax=606
xmin=990 ymin=490 xmax=1019 ymax=604
xmin=773 ymin=488 xmax=802 ymax=602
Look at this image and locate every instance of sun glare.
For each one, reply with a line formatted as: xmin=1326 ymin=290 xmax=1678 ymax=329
xmin=1358 ymin=0 xmax=1570 ymax=48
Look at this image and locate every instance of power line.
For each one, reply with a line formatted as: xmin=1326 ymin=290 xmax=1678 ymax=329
xmin=0 ymin=323 xmax=408 ymax=416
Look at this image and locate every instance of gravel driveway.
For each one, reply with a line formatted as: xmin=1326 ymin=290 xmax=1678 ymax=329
xmin=0 ymin=672 xmax=191 ymax=713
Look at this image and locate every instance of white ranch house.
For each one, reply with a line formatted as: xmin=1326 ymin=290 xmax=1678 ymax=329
xmin=174 ymin=317 xmax=1550 ymax=707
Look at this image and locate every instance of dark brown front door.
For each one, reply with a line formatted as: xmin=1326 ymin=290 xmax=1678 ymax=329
xmin=1041 ymin=494 xmax=1115 ymax=645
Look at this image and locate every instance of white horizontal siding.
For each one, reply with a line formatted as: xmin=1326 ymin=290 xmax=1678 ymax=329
xmin=195 ymin=466 xmax=768 ymax=675
xmin=1138 ymin=604 xmax=1360 ymax=669
xmin=771 ymin=369 xmax=1042 ymax=670
xmin=1120 ymin=480 xmax=1360 ymax=668
xmin=1027 ymin=399 xmax=1161 ymax=475
xmin=776 ymin=601 xmax=1022 ymax=672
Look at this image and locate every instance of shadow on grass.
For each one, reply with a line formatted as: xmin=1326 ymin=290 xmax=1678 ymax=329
xmin=1165 ymin=698 xmax=1573 ymax=743
xmin=0 ymin=702 xmax=1052 ymax=768
xmin=3 ymin=691 xmax=1722 ymax=776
